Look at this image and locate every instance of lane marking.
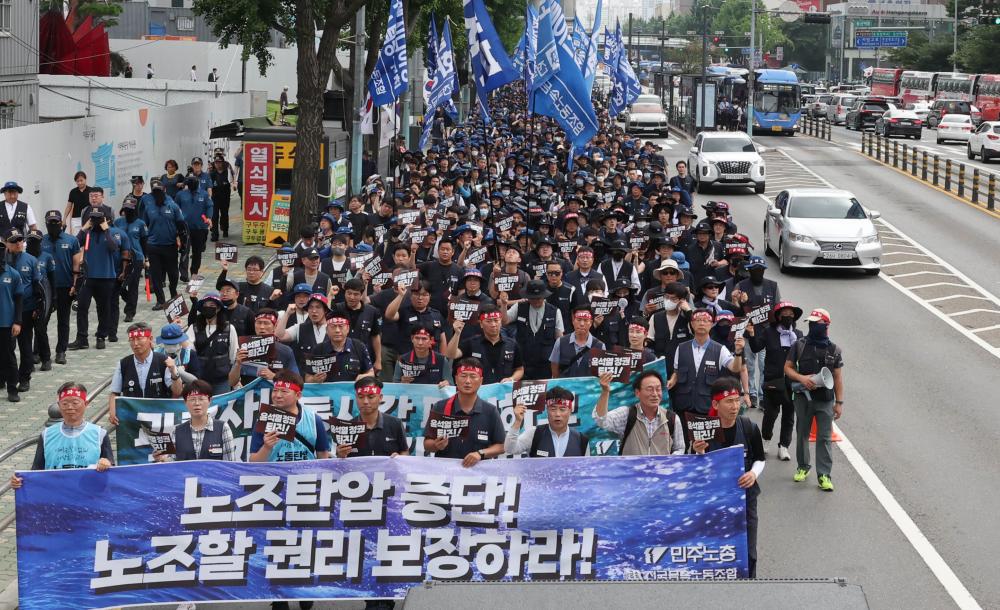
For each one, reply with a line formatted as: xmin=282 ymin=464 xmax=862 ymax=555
xmin=949 ymin=308 xmax=1000 ymax=317
xmin=758 ymin=147 xmax=995 ymax=608
xmin=909 ymin=282 xmax=981 ymax=290
xmin=924 ymin=294 xmax=992 ymax=303
xmin=890 ymin=271 xmax=959 ymax=279
xmin=972 ymin=324 xmax=1000 ymax=333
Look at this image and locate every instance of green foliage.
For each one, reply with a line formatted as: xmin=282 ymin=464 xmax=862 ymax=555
xmin=193 ymin=0 xmax=295 ymax=74
xmin=777 ymin=20 xmax=827 ymax=71
xmin=954 ymin=25 xmax=1000 ymax=73
xmin=886 ymin=30 xmax=954 ymax=72
xmin=44 ymin=0 xmax=125 ymax=28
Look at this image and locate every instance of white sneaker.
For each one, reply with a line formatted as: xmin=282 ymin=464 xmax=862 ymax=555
xmin=176 ymin=603 xmax=196 ymax=610
xmin=763 ymin=440 xmax=770 ymax=455
xmin=778 ymin=446 xmax=791 ymax=461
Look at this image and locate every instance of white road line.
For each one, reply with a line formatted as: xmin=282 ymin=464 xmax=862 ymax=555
xmin=880 ymin=260 xmax=944 ymax=268
xmin=889 ymin=271 xmax=959 ymax=279
xmin=908 ymin=282 xmax=980 ymax=290
xmin=762 ymin=148 xmax=994 ymax=609
xmin=949 ymin=308 xmax=1000 ymax=317
xmin=972 ymin=324 xmax=1000 ymax=333
xmin=882 ymin=251 xmax=934 ymax=257
xmin=925 ymin=294 xmax=992 ymax=303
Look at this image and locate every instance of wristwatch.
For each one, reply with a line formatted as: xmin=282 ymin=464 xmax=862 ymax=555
xmin=477 ymin=449 xmax=487 ymax=460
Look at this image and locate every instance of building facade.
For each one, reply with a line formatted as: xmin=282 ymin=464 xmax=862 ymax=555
xmin=0 ymin=0 xmax=40 ymax=129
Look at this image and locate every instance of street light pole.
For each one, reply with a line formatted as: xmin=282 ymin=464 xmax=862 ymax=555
xmin=953 ymin=0 xmax=958 ymax=71
xmin=747 ymin=1 xmax=755 ymax=137
xmin=701 ymin=4 xmax=708 ymax=132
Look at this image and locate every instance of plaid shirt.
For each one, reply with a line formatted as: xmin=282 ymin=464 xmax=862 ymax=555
xmin=168 ymin=418 xmax=239 ymax=462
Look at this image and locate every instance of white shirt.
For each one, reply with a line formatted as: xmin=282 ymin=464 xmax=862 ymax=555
xmin=592 ymin=405 xmax=685 ymax=455
xmin=190 ymin=69 xmax=198 ymax=81
xmin=506 ymin=303 xmax=564 ymax=335
xmin=673 ymin=336 xmax=734 ymax=372
xmin=4 ymin=201 xmax=37 ymax=227
xmin=504 ymin=425 xmax=574 ymax=457
xmin=185 ymin=323 xmax=239 ymax=364
xmin=283 ymin=321 xmax=326 ymax=345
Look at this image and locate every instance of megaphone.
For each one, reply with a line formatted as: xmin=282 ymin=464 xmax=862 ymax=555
xmin=791 ymin=367 xmax=834 ymax=399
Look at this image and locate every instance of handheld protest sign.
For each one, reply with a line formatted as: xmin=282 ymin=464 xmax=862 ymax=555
xmin=164 ymin=294 xmax=189 ymax=324
xmin=187 ymin=274 xmax=205 ymax=296
xmin=350 ymin=251 xmax=376 ymax=272
xmin=254 ymin=404 xmax=297 ymax=441
xmin=398 ymin=360 xmax=427 ymax=379
xmin=214 ymin=243 xmax=239 ymax=263
xmin=611 ymin=345 xmax=645 ymax=371
xmin=464 ymin=246 xmax=490 ymax=266
xmin=558 ymin=239 xmax=578 ymax=256
xmin=729 ymin=317 xmax=749 ymax=343
xmin=448 ymin=298 xmax=481 ymax=322
xmin=238 ymin=335 xmax=277 ymax=364
xmin=139 ymin=423 xmax=175 ymax=455
xmin=276 ymin=249 xmax=298 ymax=267
xmin=395 ymin=270 xmax=419 ymax=290
xmin=304 ymin=355 xmax=338 ymax=376
xmin=744 ymin=303 xmax=771 ymax=329
xmin=589 ymin=348 xmax=634 ymax=384
xmin=590 ymin=297 xmax=620 ymax=318
xmin=425 ymin=411 xmax=472 ymax=440
xmin=685 ymin=413 xmax=725 ymax=444
xmin=493 ymin=273 xmax=520 ymax=294
xmin=329 ymin=418 xmax=368 ymax=450
xmin=512 ymin=380 xmax=548 ymax=411
xmin=371 ymin=272 xmax=393 ymax=289
xmin=397 ymin=209 xmax=420 ymax=226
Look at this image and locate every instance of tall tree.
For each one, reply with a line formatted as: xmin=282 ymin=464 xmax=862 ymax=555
xmin=955 ymin=25 xmax=1000 ymax=73
xmin=886 ymin=31 xmax=953 ymax=72
xmin=195 ymin=0 xmax=369 ymax=238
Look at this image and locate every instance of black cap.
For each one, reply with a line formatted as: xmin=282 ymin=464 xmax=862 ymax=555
xmin=87 ymin=207 xmax=106 ymax=219
xmin=607 ymin=238 xmax=629 ymax=253
xmin=44 ymin=210 xmax=62 ymax=223
xmin=694 ymin=221 xmax=713 ymax=233
xmin=130 ymin=175 xmax=145 ymax=184
xmin=523 ymin=279 xmax=553 ymax=299
xmin=191 ymin=156 xmax=204 ymax=165
xmin=302 ymin=247 xmax=320 ymax=259
xmin=150 ymin=178 xmax=164 ymax=190
xmin=4 ymin=228 xmax=24 ymax=242
xmin=218 ymin=277 xmax=239 ymax=291
xmin=122 ymin=195 xmax=138 ymax=209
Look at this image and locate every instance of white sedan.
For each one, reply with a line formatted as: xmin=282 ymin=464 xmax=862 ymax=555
xmin=936 ymin=114 xmax=974 ymax=144
xmin=967 ymin=121 xmax=1000 ymax=162
xmin=764 ymin=188 xmax=882 ymax=275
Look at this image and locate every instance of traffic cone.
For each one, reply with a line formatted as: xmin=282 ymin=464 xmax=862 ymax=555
xmin=808 ymin=417 xmax=843 ymax=442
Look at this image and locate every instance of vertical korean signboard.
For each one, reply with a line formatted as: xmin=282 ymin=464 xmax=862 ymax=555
xmin=242 ymin=142 xmax=274 ymax=244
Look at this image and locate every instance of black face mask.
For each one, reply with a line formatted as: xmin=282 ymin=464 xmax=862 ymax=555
xmin=201 ymin=305 xmax=219 ymax=319
xmin=153 ymin=190 xmax=166 ymax=205
xmin=711 ymin=324 xmax=732 ymax=343
xmin=123 ymin=209 xmax=137 ymax=222
xmin=220 ymin=298 xmax=234 ymax=308
xmin=46 ymin=223 xmax=61 ymax=238
xmin=749 ymin=269 xmax=765 ymax=285
xmin=612 ymin=252 xmax=624 ymax=261
xmin=26 ymin=240 xmax=41 ymax=258
xmin=779 ymin=315 xmax=795 ymax=328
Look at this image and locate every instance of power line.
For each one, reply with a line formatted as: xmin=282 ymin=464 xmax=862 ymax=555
xmin=0 ymin=39 xmax=164 ymax=73
xmin=40 ymin=85 xmax=128 ymax=112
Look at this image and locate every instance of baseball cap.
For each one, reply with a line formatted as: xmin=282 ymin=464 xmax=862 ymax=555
xmin=191 ymin=156 xmax=204 ymax=165
xmin=130 ymin=175 xmax=145 ymax=184
xmin=4 ymin=228 xmax=24 ymax=242
xmin=292 ymin=283 xmax=314 ymax=296
xmin=44 ymin=210 xmax=62 ymax=223
xmin=805 ymin=308 xmax=831 ymax=324
xmin=150 ymin=178 xmax=164 ymax=190
xmin=302 ymin=247 xmax=320 ymax=259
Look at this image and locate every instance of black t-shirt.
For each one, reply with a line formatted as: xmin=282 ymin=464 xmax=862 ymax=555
xmin=347 ymin=413 xmax=409 ymax=457
xmin=68 ymin=186 xmax=93 ymax=218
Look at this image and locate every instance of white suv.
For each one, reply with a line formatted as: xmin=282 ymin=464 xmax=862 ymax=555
xmin=688 ymin=132 xmax=766 ymax=194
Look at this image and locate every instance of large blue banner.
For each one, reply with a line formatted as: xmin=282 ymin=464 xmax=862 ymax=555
xmin=15 ymin=450 xmax=749 ymax=609
xmin=115 ymin=360 xmax=671 ymax=465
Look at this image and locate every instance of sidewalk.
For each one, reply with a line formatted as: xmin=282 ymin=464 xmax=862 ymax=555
xmin=0 ymin=203 xmax=272 ymax=587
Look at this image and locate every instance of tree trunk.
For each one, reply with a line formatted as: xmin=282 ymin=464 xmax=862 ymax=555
xmin=289 ymin=0 xmax=325 ymax=239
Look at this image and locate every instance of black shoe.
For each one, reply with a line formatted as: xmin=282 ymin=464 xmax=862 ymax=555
xmin=223 ymin=231 xmax=229 ymax=238
xmin=211 ymin=234 xmax=219 ymax=242
xmin=40 ymin=361 xmax=52 ymax=372
xmin=96 ymin=338 xmax=106 ymax=350
xmin=151 ymin=303 xmax=166 ymax=311
xmin=299 ymin=603 xmax=314 ymax=610
xmin=108 ymin=335 xmax=118 ymax=343
xmin=54 ymin=352 xmax=66 ymax=364
xmin=32 ymin=354 xmax=40 ymax=365
xmin=123 ymin=314 xmax=134 ymax=322
xmin=67 ymin=340 xmax=89 ymax=351
xmin=16 ymin=381 xmax=29 ymax=393
xmin=179 ymin=275 xmax=190 ymax=283
xmin=7 ymin=392 xmax=19 ymax=403
xmin=750 ymin=395 xmax=759 ymax=409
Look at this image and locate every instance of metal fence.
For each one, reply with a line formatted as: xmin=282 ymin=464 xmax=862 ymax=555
xmin=861 ymin=131 xmax=998 ymax=211
xmin=799 ymin=115 xmax=832 ymax=141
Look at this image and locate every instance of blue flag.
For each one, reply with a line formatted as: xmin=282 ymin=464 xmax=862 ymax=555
xmin=367 ymin=0 xmax=408 ymax=106
xmin=463 ymin=0 xmax=519 ymax=122
xmin=531 ymin=0 xmax=599 ymax=151
xmin=423 ymin=14 xmax=438 ymax=106
xmin=420 ymin=21 xmax=459 ymax=150
xmin=572 ymin=18 xmax=588 ymax=71
xmin=609 ymin=20 xmax=640 ymax=118
xmin=583 ymin=0 xmax=603 ymax=89
xmin=602 ymin=25 xmax=618 ymax=77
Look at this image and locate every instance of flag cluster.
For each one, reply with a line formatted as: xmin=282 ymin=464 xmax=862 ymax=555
xmin=606 ymin=20 xmax=641 ymax=118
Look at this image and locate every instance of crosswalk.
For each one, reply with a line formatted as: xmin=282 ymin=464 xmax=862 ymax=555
xmin=757 ymin=149 xmax=829 ymax=200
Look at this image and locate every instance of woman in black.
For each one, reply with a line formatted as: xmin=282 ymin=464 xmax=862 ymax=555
xmin=64 ymin=171 xmax=93 ymax=232
xmin=210 ymin=156 xmax=233 ymax=241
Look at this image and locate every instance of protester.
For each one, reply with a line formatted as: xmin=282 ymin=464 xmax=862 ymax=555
xmin=335 ymin=376 xmax=408 ymax=458
xmin=506 ymin=386 xmax=588 ymax=457
xmin=423 ymin=357 xmax=505 ymax=465
xmin=68 ymin=208 xmax=131 ymax=350
xmin=594 ymin=370 xmax=684 ymax=455
xmin=785 ymin=308 xmax=845 ymax=492
xmin=550 ymin=304 xmax=605 ymax=378
xmin=747 ymin=301 xmax=803 ymax=460
xmin=154 ymin=379 xmax=238 ymax=462
xmin=108 ymin=322 xmax=184 ymax=425
xmin=40 ymin=210 xmax=80 ymax=365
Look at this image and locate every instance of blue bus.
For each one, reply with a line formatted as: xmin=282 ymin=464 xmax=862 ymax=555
xmin=751 ymin=69 xmax=801 ymax=135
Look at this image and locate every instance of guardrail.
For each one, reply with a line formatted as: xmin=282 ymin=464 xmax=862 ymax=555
xmin=0 ymin=375 xmax=114 ymax=533
xmin=800 ymin=115 xmax=832 ymax=141
xmin=861 ymin=131 xmax=997 ymax=211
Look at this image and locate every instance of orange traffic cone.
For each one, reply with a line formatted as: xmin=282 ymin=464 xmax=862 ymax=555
xmin=808 ymin=417 xmax=843 ymax=442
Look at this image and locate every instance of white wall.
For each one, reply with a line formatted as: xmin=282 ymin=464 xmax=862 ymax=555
xmin=0 ymin=94 xmax=260 ymax=222
xmin=110 ymin=39 xmax=351 ymax=104
xmin=40 ymin=74 xmax=261 ymax=119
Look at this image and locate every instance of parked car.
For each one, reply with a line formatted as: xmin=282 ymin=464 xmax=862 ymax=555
xmin=764 ymin=188 xmax=882 ymax=275
xmin=967 ymin=121 xmax=1000 ymax=161
xmin=688 ymin=131 xmax=766 ymax=194
xmin=936 ymin=114 xmax=974 ymax=144
xmin=845 ymin=98 xmax=890 ymax=131
xmin=625 ymin=101 xmax=669 ymax=136
xmin=826 ymin=94 xmax=857 ymax=125
xmin=874 ymin=108 xmax=923 ymax=139
xmin=927 ymin=99 xmax=981 ymax=128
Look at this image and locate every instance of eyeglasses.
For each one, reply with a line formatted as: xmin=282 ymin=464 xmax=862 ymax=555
xmin=547 ymin=270 xmax=562 ymax=276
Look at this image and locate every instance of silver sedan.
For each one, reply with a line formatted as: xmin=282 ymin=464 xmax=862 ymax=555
xmin=763 ymin=188 xmax=883 ymax=275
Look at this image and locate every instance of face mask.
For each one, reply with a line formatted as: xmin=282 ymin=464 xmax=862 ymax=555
xmin=479 ymin=208 xmax=489 ymax=219
xmin=201 ymin=305 xmax=219 ymax=318
xmin=429 ymin=168 xmax=437 ymax=176
xmin=807 ymin=322 xmax=829 ymax=340
xmin=502 ymin=189 xmax=510 ymax=196
xmin=575 ymin=178 xmax=584 ymax=187
xmin=612 ymin=253 xmax=624 ymax=261
xmin=663 ymin=299 xmax=678 ymax=312
xmin=124 ymin=209 xmax=137 ymax=222
xmin=711 ymin=324 xmax=731 ymax=342
xmin=162 ymin=345 xmax=181 ymax=356
xmin=749 ymin=269 xmax=765 ymax=284
xmin=27 ymin=241 xmax=41 ymax=258
xmin=331 ymin=247 xmax=346 ymax=257
xmin=153 ymin=190 xmax=166 ymax=205
xmin=46 ymin=223 xmax=61 ymax=238
xmin=779 ymin=315 xmax=795 ymax=328
xmin=220 ymin=298 xmax=234 ymax=307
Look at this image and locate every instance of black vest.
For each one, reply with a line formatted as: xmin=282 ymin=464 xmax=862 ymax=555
xmin=119 ymin=352 xmax=170 ymax=398
xmin=599 ymin=258 xmax=636 ymax=289
xmin=0 ymin=201 xmax=29 ymax=235
xmin=294 ymin=322 xmax=332 ymax=372
xmin=652 ymin=310 xmax=692 ymax=366
xmin=707 ymin=416 xmax=761 ymax=497
xmin=529 ymin=424 xmax=588 ymax=457
xmin=398 ymin=350 xmax=445 ymax=384
xmin=793 ymin=340 xmax=837 ymax=401
xmin=672 ymin=339 xmax=722 ymax=414
xmin=193 ymin=324 xmax=232 ymax=384
xmin=292 ymin=269 xmax=331 ymax=295
xmin=173 ymin=420 xmax=226 ymax=461
xmin=556 ymin=335 xmax=604 ymax=377
xmin=344 ymin=305 xmax=379 ymax=348
xmin=514 ymin=302 xmax=559 ymax=369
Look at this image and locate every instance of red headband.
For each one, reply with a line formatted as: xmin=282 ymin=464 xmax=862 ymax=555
xmin=255 ymin=312 xmax=278 ymax=323
xmin=327 ymin=316 xmax=349 ymax=326
xmin=456 ymin=365 xmax=483 ymax=377
xmin=479 ymin=311 xmax=501 ymax=321
xmin=128 ymin=328 xmax=153 ymax=338
xmin=357 ymin=385 xmax=382 ymax=396
xmin=273 ymin=380 xmax=303 ymax=393
xmin=692 ymin=311 xmax=713 ymax=322
xmin=573 ymin=311 xmax=593 ymax=320
xmin=59 ymin=388 xmax=87 ymax=402
xmin=628 ymin=324 xmax=646 ymax=333
xmin=712 ymin=389 xmax=740 ymax=402
xmin=186 ymin=390 xmax=210 ymax=399
xmin=412 ymin=328 xmax=432 ymax=338
xmin=545 ymin=398 xmax=574 ymax=410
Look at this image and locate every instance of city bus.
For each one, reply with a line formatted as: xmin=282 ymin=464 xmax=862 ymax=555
xmin=974 ymin=74 xmax=1000 ymax=122
xmin=870 ymin=68 xmax=903 ymax=98
xmin=751 ymin=69 xmax=801 ymax=135
xmin=934 ymin=72 xmax=976 ymax=102
xmin=899 ymin=70 xmax=936 ymax=105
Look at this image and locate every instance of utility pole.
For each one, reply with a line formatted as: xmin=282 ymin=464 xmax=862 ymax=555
xmin=628 ymin=13 xmax=633 ymax=64
xmin=350 ymin=5 xmax=366 ymax=196
xmin=953 ymin=0 xmax=958 ymax=71
xmin=747 ymin=0 xmax=755 ymax=137
xmin=701 ymin=4 xmax=708 ymax=132
xmin=660 ymin=18 xmax=665 ymax=101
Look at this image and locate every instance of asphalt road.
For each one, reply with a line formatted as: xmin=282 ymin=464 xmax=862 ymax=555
xmin=649 ymin=127 xmax=1000 ymax=609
